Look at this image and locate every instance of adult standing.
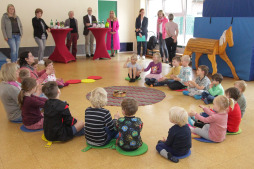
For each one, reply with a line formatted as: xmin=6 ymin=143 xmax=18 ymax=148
xmin=18 ymin=51 xmax=53 ymax=84
xmin=32 ymin=8 xmax=50 ymax=65
xmin=165 ymin=14 xmax=179 ymax=67
xmin=157 ymin=10 xmax=169 ymax=63
xmin=65 ymin=11 xmax=79 ymax=59
xmin=135 ymin=8 xmax=148 ymax=60
xmin=1 ymin=4 xmax=23 ymax=63
xmin=83 ymin=7 xmax=97 ymax=58
xmin=0 ymin=63 xmax=22 ymax=122
xmin=106 ymin=11 xmax=120 ymax=57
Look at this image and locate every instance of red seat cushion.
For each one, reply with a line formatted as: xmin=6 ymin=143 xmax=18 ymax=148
xmin=87 ymin=76 xmax=102 ymax=80
xmin=66 ymin=79 xmax=81 ymax=84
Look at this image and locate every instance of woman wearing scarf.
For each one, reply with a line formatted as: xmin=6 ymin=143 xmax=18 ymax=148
xmin=32 ymin=8 xmax=50 ymax=65
xmin=157 ymin=10 xmax=169 ymax=63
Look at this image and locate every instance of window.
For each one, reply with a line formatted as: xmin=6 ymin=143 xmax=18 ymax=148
xmin=147 ymin=0 xmax=204 ymax=46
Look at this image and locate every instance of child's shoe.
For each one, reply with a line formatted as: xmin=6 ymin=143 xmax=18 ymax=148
xmin=129 ymin=79 xmax=136 ymax=83
xmin=194 ymin=95 xmax=202 ymax=100
xmin=167 ymin=153 xmax=179 ymax=163
xmin=64 ymin=82 xmax=69 ymax=87
xmin=204 ymin=99 xmax=209 ymax=104
xmin=183 ymin=91 xmax=190 ymax=96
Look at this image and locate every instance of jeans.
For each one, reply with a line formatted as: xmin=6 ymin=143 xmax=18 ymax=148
xmin=72 ymin=126 xmax=85 ymax=136
xmin=154 ymin=79 xmax=174 ymax=86
xmin=104 ymin=127 xmax=118 ymax=145
xmin=137 ymin=35 xmax=147 ymax=55
xmin=201 ymin=91 xmax=216 ymax=104
xmin=10 ymin=116 xmax=22 ymax=123
xmin=156 ymin=141 xmax=188 ymax=156
xmin=159 ymin=33 xmax=168 ymax=59
xmin=35 ymin=37 xmax=46 ymax=61
xmin=165 ymin=37 xmax=177 ymax=63
xmin=7 ymin=34 xmax=21 ymax=62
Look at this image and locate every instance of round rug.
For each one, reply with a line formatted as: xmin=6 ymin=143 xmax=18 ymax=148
xmin=86 ymin=86 xmax=166 ymax=106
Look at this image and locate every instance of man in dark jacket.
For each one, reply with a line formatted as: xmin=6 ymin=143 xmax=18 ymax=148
xmin=83 ymin=7 xmax=97 ymax=58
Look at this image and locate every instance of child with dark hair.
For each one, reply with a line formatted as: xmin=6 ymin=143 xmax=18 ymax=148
xmin=42 ymin=81 xmax=84 ymax=141
xmin=225 ymin=87 xmax=241 ymax=133
xmin=183 ymin=65 xmax=211 ymax=99
xmin=42 ymin=59 xmax=68 ymax=88
xmin=114 ymin=98 xmax=143 ymax=151
xmin=18 ymin=77 xmax=47 ymax=129
xmin=18 ymin=69 xmax=30 ymax=83
xmin=201 ymin=73 xmax=224 ymax=104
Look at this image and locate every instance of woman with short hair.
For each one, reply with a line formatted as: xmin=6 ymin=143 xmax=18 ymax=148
xmin=32 ymin=8 xmax=50 ymax=65
xmin=1 ymin=4 xmax=23 ymax=63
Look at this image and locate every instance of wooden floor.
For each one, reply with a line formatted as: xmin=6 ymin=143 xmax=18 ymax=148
xmin=0 ymin=53 xmax=254 ymax=169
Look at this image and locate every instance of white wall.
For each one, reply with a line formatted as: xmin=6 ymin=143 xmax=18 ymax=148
xmin=0 ymin=0 xmax=146 ymax=53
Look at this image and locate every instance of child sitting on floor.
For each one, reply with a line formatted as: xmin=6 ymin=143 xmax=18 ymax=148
xmin=84 ymin=87 xmax=118 ymax=146
xmin=225 ymin=87 xmax=241 ymax=133
xmin=183 ymin=65 xmax=211 ymax=99
xmin=114 ymin=98 xmax=143 ymax=151
xmin=18 ymin=77 xmax=47 ymax=130
xmin=168 ymin=55 xmax=192 ymax=90
xmin=143 ymin=53 xmax=162 ymax=86
xmin=234 ymin=81 xmax=247 ymax=118
xmin=123 ymin=54 xmax=142 ymax=83
xmin=188 ymin=95 xmax=231 ymax=143
xmin=18 ymin=69 xmax=30 ymax=83
xmin=154 ymin=56 xmax=181 ymax=87
xmin=201 ymin=73 xmax=224 ymax=104
xmin=42 ymin=81 xmax=84 ymax=141
xmin=156 ymin=106 xmax=191 ymax=163
xmin=43 ymin=59 xmax=68 ymax=88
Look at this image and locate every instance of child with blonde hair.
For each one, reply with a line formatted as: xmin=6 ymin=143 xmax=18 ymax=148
xmin=189 ymin=95 xmax=232 ymax=142
xmin=84 ymin=87 xmax=117 ymax=146
xmin=0 ymin=63 xmax=22 ymax=122
xmin=114 ymin=98 xmax=143 ymax=151
xmin=168 ymin=55 xmax=192 ymax=90
xmin=225 ymin=87 xmax=241 ymax=133
xmin=123 ymin=54 xmax=142 ymax=82
xmin=234 ymin=80 xmax=247 ymax=117
xmin=156 ymin=106 xmax=191 ymax=163
xmin=143 ymin=53 xmax=162 ymax=86
xmin=18 ymin=77 xmax=47 ymax=129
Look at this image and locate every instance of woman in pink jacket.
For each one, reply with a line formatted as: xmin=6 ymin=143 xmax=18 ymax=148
xmin=157 ymin=10 xmax=169 ymax=63
xmin=106 ymin=10 xmax=120 ymax=57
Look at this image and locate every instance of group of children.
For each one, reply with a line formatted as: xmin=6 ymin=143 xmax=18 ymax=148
xmin=0 ymin=52 xmax=248 ymax=163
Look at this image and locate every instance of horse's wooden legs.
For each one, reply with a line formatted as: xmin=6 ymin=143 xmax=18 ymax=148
xmin=219 ymin=53 xmax=239 ymax=79
xmin=208 ymin=54 xmax=218 ymax=75
xmin=195 ymin=53 xmax=202 ymax=69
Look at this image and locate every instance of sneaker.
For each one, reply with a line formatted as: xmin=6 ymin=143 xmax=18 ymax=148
xmin=129 ymin=79 xmax=135 ymax=83
xmin=38 ymin=60 xmax=45 ymax=65
xmin=137 ymin=55 xmax=141 ymax=59
xmin=142 ymin=55 xmax=146 ymax=60
xmin=91 ymin=54 xmax=94 ymax=57
xmin=86 ymin=54 xmax=90 ymax=58
xmin=194 ymin=95 xmax=202 ymax=100
xmin=167 ymin=153 xmax=179 ymax=163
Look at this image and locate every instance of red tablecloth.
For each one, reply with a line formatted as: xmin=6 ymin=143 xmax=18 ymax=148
xmin=49 ymin=28 xmax=76 ymax=63
xmin=88 ymin=28 xmax=111 ymax=60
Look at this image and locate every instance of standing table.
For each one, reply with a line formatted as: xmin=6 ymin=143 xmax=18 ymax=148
xmin=49 ymin=28 xmax=76 ymax=63
xmin=88 ymin=28 xmax=111 ymax=60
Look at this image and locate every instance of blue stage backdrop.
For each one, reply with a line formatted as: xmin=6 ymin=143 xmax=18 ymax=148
xmin=192 ymin=17 xmax=254 ymax=81
xmin=203 ymin=0 xmax=254 ymax=17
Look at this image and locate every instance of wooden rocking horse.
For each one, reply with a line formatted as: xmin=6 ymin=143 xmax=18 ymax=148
xmin=184 ymin=26 xmax=239 ymax=79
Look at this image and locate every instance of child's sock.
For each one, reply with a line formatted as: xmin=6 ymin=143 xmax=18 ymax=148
xmin=188 ymin=116 xmax=195 ymax=126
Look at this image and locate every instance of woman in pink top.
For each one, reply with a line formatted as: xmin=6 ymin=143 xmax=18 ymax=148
xmin=106 ymin=10 xmax=120 ymax=57
xmin=189 ymin=95 xmax=234 ymax=143
xmin=18 ymin=51 xmax=53 ymax=84
xmin=157 ymin=10 xmax=168 ymax=63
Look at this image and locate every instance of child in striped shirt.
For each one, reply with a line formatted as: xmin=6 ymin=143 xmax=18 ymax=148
xmin=84 ymin=87 xmax=117 ymax=146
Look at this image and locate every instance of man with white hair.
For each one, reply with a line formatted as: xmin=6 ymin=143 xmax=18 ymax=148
xmin=83 ymin=7 xmax=97 ymax=58
xmin=65 ymin=11 xmax=79 ymax=59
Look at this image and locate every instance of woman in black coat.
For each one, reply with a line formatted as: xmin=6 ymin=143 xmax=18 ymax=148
xmin=32 ymin=8 xmax=50 ymax=65
xmin=135 ymin=9 xmax=148 ymax=60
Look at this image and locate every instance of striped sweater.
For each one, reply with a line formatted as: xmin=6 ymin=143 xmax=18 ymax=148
xmin=84 ymin=107 xmax=115 ymax=146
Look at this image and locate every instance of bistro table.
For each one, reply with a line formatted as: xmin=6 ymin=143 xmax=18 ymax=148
xmin=49 ymin=28 xmax=76 ymax=63
xmin=88 ymin=28 xmax=111 ymax=60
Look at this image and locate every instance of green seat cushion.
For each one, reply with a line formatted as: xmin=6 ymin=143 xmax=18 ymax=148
xmin=227 ymin=128 xmax=242 ymax=135
xmin=81 ymin=139 xmax=116 ymax=152
xmin=116 ymin=143 xmax=148 ymax=156
xmin=125 ymin=77 xmax=141 ymax=81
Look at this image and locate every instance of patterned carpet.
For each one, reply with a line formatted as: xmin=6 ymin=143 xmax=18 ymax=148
xmin=86 ymin=86 xmax=166 ymax=106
